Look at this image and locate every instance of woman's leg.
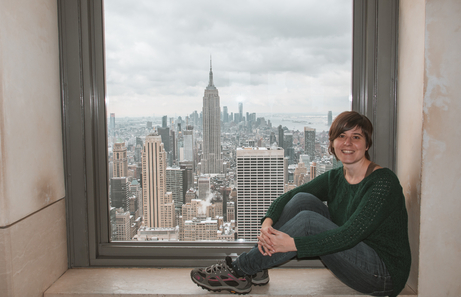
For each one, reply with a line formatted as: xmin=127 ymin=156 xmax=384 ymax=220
xmin=234 ymin=194 xmax=393 ymax=296
xmin=234 ymin=193 xmax=329 ymax=274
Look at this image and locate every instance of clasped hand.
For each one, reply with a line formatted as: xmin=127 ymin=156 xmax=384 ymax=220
xmin=257 ymin=225 xmax=297 ymax=256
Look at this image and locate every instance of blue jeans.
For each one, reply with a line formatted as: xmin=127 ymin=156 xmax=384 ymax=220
xmin=233 ymin=193 xmax=393 ymax=296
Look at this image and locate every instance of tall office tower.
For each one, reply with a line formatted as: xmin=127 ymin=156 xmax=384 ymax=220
xmin=170 ymin=130 xmax=176 ymax=162
xmin=236 ymin=147 xmax=285 ymax=241
xmin=304 ymin=127 xmax=316 ymax=161
xmin=201 ymin=60 xmax=224 ymax=174
xmin=110 ymin=177 xmax=128 ymax=210
xmin=162 ymin=115 xmax=168 ymax=128
xmin=183 ymin=127 xmax=194 ymax=162
xmin=113 ymin=142 xmax=128 ymax=178
xmin=135 ymin=144 xmax=142 ymax=162
xmin=238 ymin=102 xmax=243 ymax=122
xmin=284 ymin=132 xmax=293 ymax=159
xmin=142 ymin=134 xmax=172 ymax=228
xmin=223 ymin=106 xmax=228 ymax=123
xmin=166 ymin=167 xmax=186 ymax=209
xmin=198 ymin=176 xmax=210 ymax=200
xmin=270 ymin=132 xmax=277 ymax=146
xmin=179 ymin=160 xmax=194 ymax=190
xmin=328 ymin=111 xmax=333 ymax=126
xmin=278 ymin=125 xmax=284 ymax=148
xmin=109 ymin=113 xmax=115 ymax=137
xmin=230 ymin=112 xmax=233 ymax=122
xmin=157 ymin=127 xmax=170 ymax=153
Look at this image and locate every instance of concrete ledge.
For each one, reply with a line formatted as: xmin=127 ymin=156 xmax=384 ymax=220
xmin=45 ymin=268 xmax=416 ymax=297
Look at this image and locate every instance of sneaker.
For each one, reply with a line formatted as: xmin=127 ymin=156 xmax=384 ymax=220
xmin=251 ymin=269 xmax=269 ymax=286
xmin=190 ymin=256 xmax=252 ymax=294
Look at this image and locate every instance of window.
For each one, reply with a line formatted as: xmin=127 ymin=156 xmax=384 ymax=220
xmin=59 ymin=0 xmax=398 ymax=267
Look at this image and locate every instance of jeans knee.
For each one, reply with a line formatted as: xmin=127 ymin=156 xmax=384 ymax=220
xmin=289 ymin=193 xmax=326 ymax=212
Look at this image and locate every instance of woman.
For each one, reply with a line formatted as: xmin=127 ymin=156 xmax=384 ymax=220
xmin=191 ymin=111 xmax=411 ymax=297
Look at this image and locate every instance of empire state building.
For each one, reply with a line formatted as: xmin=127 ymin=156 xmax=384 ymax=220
xmin=201 ymin=60 xmax=223 ymax=174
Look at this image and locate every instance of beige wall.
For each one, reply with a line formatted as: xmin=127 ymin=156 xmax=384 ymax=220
xmin=0 ymin=1 xmax=67 ymax=297
xmin=398 ymin=0 xmax=461 ymax=296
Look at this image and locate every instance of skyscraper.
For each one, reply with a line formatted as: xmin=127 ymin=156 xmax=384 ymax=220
xmin=113 ymin=142 xmax=128 ymax=178
xmin=201 ymin=59 xmax=223 ymax=174
xmin=238 ymin=102 xmax=243 ymax=122
xmin=166 ymin=166 xmax=186 ymax=209
xmin=278 ymin=125 xmax=284 ymax=148
xmin=223 ymin=106 xmax=228 ymax=123
xmin=304 ymin=127 xmax=316 ymax=161
xmin=109 ymin=113 xmax=115 ymax=138
xmin=236 ymin=147 xmax=285 ymax=241
xmin=142 ymin=133 xmax=174 ymax=228
xmin=328 ymin=111 xmax=333 ymax=126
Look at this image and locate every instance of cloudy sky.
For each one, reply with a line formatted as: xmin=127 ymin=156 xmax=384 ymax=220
xmin=104 ymin=0 xmax=352 ymax=118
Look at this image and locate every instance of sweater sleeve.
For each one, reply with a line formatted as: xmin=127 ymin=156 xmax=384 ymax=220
xmin=294 ymin=170 xmax=401 ymax=258
xmin=262 ymin=169 xmax=332 ymax=225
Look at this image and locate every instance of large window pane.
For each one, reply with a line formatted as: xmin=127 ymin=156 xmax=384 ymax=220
xmin=105 ymin=0 xmax=352 ymax=242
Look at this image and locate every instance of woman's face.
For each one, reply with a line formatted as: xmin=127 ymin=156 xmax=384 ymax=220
xmin=333 ymin=126 xmax=368 ymax=165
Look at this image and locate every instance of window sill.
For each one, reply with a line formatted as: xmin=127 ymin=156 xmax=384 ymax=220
xmin=44 ymin=267 xmax=416 ymax=296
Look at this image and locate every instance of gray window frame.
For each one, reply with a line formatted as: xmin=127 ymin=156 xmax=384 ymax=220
xmin=58 ymin=0 xmax=399 ymax=268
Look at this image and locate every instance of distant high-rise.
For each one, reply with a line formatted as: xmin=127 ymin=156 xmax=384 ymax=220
xmin=236 ymin=147 xmax=285 ymax=241
xmin=278 ymin=125 xmax=284 ymax=148
xmin=304 ymin=127 xmax=316 ymax=161
xmin=223 ymin=106 xmax=228 ymax=123
xmin=328 ymin=111 xmax=333 ymax=126
xmin=162 ymin=115 xmax=168 ymax=128
xmin=238 ymin=102 xmax=243 ymax=123
xmin=270 ymin=132 xmax=277 ymax=146
xmin=166 ymin=167 xmax=186 ymax=209
xmin=201 ymin=59 xmax=224 ymax=174
xmin=111 ymin=177 xmax=128 ymax=210
xmin=113 ymin=142 xmax=128 ymax=178
xmin=142 ymin=134 xmax=175 ymax=228
xmin=109 ymin=113 xmax=115 ymax=137
xmin=183 ymin=126 xmax=194 ymax=162
xmin=157 ymin=127 xmax=170 ymax=153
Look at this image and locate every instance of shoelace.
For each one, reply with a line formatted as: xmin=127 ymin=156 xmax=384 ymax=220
xmin=205 ymin=261 xmax=228 ymax=273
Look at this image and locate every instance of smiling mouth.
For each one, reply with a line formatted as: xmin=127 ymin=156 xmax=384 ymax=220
xmin=341 ymin=150 xmax=354 ymax=154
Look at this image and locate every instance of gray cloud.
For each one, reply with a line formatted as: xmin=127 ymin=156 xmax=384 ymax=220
xmin=105 ymin=0 xmax=352 ymax=116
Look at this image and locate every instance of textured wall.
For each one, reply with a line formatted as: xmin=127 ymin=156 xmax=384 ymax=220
xmin=419 ymin=0 xmax=461 ymax=296
xmin=399 ymin=0 xmax=461 ymax=296
xmin=397 ymin=0 xmax=425 ymax=292
xmin=0 ymin=0 xmax=67 ymax=296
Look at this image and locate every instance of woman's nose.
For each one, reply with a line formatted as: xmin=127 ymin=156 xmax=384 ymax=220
xmin=343 ymin=137 xmax=352 ymax=145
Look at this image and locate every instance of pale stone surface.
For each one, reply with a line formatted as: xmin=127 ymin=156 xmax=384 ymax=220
xmin=397 ymin=0 xmax=425 ymax=292
xmin=418 ymin=1 xmax=461 ymax=296
xmin=0 ymin=228 xmax=13 ymax=297
xmin=45 ymin=267 xmax=416 ymax=297
xmin=0 ymin=0 xmax=64 ymax=227
xmin=6 ymin=200 xmax=67 ymax=297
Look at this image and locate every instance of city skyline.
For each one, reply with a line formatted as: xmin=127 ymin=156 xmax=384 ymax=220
xmin=104 ymin=0 xmax=352 ymax=117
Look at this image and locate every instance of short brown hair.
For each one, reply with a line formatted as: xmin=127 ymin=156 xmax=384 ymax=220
xmin=328 ymin=111 xmax=373 ymax=160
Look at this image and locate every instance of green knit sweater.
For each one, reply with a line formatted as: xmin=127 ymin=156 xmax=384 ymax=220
xmin=264 ymin=167 xmax=411 ymax=297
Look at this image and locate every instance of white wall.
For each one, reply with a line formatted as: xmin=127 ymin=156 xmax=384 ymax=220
xmin=398 ymin=0 xmax=461 ymax=296
xmin=0 ymin=1 xmax=67 ymax=296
